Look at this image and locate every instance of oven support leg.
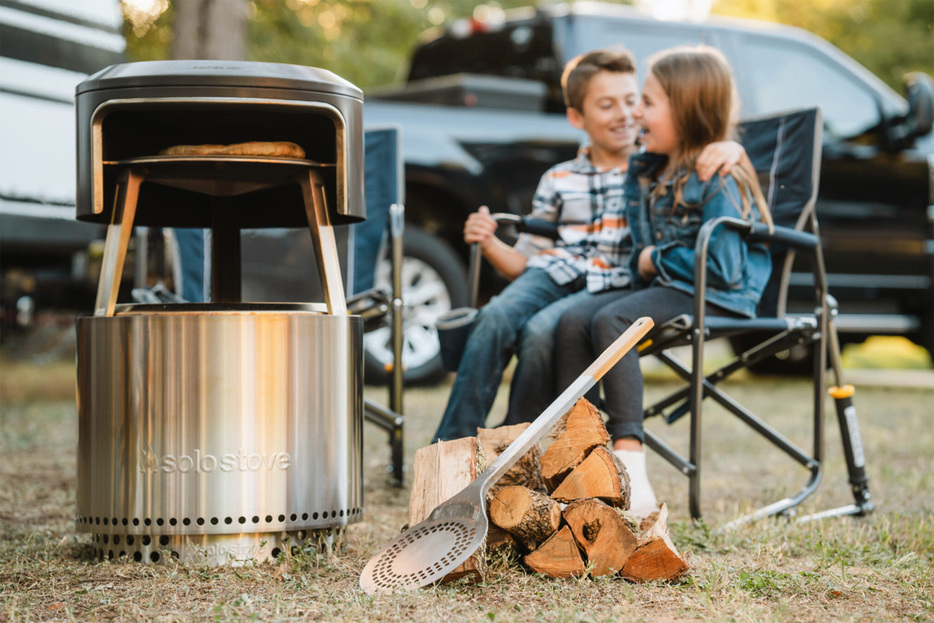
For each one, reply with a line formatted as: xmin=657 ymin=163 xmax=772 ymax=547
xmin=95 ymin=166 xmax=142 ymax=317
xmin=300 ymin=170 xmax=347 ymax=316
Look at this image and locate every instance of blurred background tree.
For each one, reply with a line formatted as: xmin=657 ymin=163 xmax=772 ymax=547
xmin=122 ymin=0 xmax=931 ymax=91
xmin=714 ymin=0 xmax=933 ymax=92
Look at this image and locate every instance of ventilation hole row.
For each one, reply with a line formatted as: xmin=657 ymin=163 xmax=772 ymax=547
xmin=93 ymin=548 xmax=178 ymax=563
xmin=92 ymin=533 xmax=172 ymax=547
xmin=77 ymin=507 xmax=362 ymax=528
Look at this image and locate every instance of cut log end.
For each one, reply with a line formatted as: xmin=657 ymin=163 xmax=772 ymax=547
xmin=564 ymin=498 xmax=638 ymax=577
xmin=489 ymin=486 xmax=561 ymax=551
xmin=540 ymin=399 xmax=611 ymax=490
xmin=622 ymin=503 xmax=687 ymax=582
xmin=523 ymin=525 xmax=586 ymax=578
xmin=550 ymin=446 xmax=631 ymax=508
xmin=621 ymin=537 xmax=688 ymax=582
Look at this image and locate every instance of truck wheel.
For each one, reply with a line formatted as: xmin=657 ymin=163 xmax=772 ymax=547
xmin=364 ymin=226 xmax=468 ymax=386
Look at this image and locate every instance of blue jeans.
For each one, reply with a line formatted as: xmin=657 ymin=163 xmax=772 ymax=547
xmin=501 ymin=288 xmax=598 ymax=426
xmin=432 ymin=268 xmax=581 ymax=442
xmin=173 ymin=228 xmax=208 ymax=302
xmin=556 ymin=286 xmax=731 ymax=441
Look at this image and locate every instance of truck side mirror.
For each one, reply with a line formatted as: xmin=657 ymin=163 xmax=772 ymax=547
xmin=905 ymin=72 xmax=934 ymax=136
xmin=896 ymin=72 xmax=933 ymax=143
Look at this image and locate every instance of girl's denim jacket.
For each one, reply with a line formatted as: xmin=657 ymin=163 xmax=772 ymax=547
xmin=625 ymin=152 xmax=771 ymax=318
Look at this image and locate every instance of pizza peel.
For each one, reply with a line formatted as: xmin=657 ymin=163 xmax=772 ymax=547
xmin=359 ymin=317 xmax=653 ymax=594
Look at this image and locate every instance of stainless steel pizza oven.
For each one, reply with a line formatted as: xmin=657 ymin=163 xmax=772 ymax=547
xmin=73 ymin=61 xmax=366 ymax=565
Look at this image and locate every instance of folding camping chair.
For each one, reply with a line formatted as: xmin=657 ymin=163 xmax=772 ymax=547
xmin=636 ymin=107 xmax=874 ymax=523
xmin=350 ymin=126 xmax=406 ymax=486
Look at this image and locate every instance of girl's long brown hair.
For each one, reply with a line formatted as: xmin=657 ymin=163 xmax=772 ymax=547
xmin=648 ymin=45 xmax=772 ymax=228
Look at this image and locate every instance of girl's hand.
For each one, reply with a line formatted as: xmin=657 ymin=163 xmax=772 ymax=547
xmin=464 ymin=206 xmax=498 ymax=246
xmin=696 ymin=141 xmax=745 ymax=182
xmin=638 ymin=245 xmax=657 ymax=279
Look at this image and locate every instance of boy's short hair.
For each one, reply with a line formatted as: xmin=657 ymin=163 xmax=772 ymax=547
xmin=561 ymin=48 xmax=637 ymax=111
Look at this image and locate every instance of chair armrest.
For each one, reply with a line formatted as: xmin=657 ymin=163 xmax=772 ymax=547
xmin=490 ymin=213 xmax=560 ymax=240
xmin=692 ymin=216 xmax=753 ymax=329
xmin=692 ymin=216 xmax=826 ymax=327
xmin=747 ymin=222 xmax=819 ymax=251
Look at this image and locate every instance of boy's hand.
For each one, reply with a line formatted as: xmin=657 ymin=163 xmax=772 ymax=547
xmin=638 ymin=245 xmax=657 ymax=279
xmin=696 ymin=141 xmax=745 ymax=182
xmin=464 ymin=206 xmax=498 ymax=246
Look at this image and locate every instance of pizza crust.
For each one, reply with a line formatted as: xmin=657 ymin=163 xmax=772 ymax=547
xmin=159 ymin=141 xmax=306 ymax=158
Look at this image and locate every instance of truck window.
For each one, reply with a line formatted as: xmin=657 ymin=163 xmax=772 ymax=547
xmin=408 ymin=22 xmax=559 ymax=85
xmin=580 ymin=21 xmax=713 ymax=73
xmin=740 ymin=37 xmax=880 ymax=140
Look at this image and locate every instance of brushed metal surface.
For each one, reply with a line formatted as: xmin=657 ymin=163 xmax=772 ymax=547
xmin=76 ymin=308 xmax=363 ymax=537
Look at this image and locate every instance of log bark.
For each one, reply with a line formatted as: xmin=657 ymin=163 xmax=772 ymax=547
xmin=523 ymin=526 xmax=586 ymax=578
xmin=540 ymin=399 xmax=610 ymax=490
xmin=550 ymin=446 xmax=631 ymax=508
xmin=486 ymin=525 xmax=517 ymax=554
xmin=622 ymin=503 xmax=688 ymax=582
xmin=563 ymin=498 xmax=638 ymax=576
xmin=478 ymin=424 xmax=546 ymax=493
xmin=489 ymin=486 xmax=561 ymax=551
xmin=409 ymin=438 xmax=486 ymax=583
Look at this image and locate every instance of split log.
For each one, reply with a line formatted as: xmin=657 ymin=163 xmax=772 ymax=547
xmin=539 ymin=398 xmax=610 ymax=490
xmin=489 ymin=486 xmax=561 ymax=551
xmin=621 ymin=504 xmax=687 ymax=582
xmin=478 ymin=424 xmax=546 ymax=493
xmin=409 ymin=437 xmax=487 ymax=583
xmin=523 ymin=525 xmax=586 ymax=578
xmin=550 ymin=446 xmax=631 ymax=508
xmin=563 ymin=498 xmax=638 ymax=576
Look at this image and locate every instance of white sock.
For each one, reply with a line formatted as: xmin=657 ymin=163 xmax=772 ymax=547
xmin=614 ymin=449 xmax=657 ymax=518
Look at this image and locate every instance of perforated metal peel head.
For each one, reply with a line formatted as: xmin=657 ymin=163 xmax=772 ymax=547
xmin=360 ymin=318 xmax=654 ymax=594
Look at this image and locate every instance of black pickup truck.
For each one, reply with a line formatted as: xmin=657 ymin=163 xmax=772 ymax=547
xmin=3 ymin=1 xmax=931 ymax=382
xmin=359 ymin=2 xmax=934 ymax=382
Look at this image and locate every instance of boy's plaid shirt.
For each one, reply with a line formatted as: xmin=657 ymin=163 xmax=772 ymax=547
xmin=515 ymin=148 xmax=632 ymax=293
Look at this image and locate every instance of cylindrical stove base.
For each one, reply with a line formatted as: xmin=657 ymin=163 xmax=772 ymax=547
xmin=90 ymin=527 xmax=346 ymax=566
xmin=76 ymin=305 xmax=363 ymax=564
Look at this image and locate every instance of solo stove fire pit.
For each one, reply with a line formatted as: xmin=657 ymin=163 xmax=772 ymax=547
xmin=74 ymin=61 xmax=365 ymax=565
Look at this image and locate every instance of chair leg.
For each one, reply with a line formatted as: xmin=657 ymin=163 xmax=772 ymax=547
xmin=796 ymin=312 xmax=874 ymax=521
xmin=363 ymin=399 xmax=405 ymax=487
xmin=648 ymin=340 xmax=826 ymax=526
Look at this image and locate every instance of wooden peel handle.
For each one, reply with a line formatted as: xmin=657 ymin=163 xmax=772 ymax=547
xmin=583 ymin=317 xmax=654 ymax=382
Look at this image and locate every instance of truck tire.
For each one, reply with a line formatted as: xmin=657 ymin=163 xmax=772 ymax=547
xmin=364 ymin=225 xmax=468 ymax=386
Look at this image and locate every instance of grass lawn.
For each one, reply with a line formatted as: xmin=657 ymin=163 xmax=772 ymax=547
xmin=1 ymin=336 xmax=932 ymax=622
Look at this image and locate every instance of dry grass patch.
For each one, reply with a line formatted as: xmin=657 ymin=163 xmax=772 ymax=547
xmin=1 ymin=354 xmax=932 ymax=622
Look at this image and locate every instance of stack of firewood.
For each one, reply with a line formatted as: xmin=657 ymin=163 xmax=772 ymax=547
xmin=408 ymin=398 xmax=688 ymax=584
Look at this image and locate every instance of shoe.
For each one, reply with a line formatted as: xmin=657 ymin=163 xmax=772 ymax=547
xmin=614 ymin=448 xmax=658 ymax=518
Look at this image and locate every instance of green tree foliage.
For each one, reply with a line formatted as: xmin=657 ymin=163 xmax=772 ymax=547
xmin=712 ymin=0 xmax=933 ymax=91
xmin=124 ymin=0 xmax=552 ymax=88
xmin=248 ymin=0 xmax=420 ymax=87
xmin=124 ymin=0 xmax=931 ymax=92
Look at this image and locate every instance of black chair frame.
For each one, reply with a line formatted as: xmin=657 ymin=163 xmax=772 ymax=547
xmin=637 ymin=107 xmax=873 ymax=524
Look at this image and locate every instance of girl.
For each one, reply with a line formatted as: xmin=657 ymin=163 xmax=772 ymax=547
xmin=554 ymin=45 xmax=772 ymax=516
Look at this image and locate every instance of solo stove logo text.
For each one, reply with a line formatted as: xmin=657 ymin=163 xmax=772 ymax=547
xmin=139 ymin=446 xmax=291 ymax=474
